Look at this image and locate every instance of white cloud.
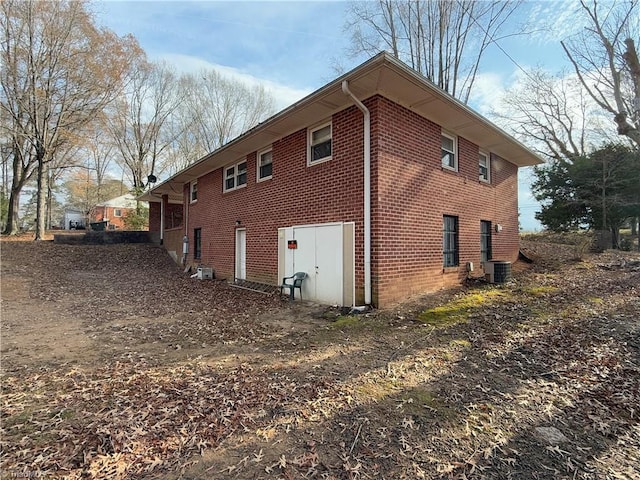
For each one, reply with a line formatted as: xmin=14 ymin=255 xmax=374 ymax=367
xmin=468 ymin=72 xmax=507 ymax=117
xmin=156 ymin=53 xmax=311 ymax=110
xmin=525 ymin=0 xmax=585 ymax=44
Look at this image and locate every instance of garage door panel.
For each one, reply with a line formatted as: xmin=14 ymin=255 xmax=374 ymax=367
xmin=293 ymin=227 xmax=317 ymax=301
xmin=313 ymin=224 xmax=342 ymax=304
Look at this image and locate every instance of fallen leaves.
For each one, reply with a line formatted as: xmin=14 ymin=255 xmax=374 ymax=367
xmin=1 ymin=361 xmax=350 ymax=478
xmin=1 ymin=239 xmax=639 ymax=479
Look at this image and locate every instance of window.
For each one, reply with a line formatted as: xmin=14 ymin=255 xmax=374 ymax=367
xmin=113 ymin=209 xmax=122 ymax=217
xmin=257 ymin=149 xmax=273 ymax=181
xmin=224 ymin=161 xmax=247 ymax=192
xmin=479 ymin=151 xmax=490 ymax=182
xmin=308 ymin=122 xmax=332 ymax=165
xmin=443 ymin=215 xmax=459 ymax=267
xmin=190 ymin=181 xmax=198 ymax=203
xmin=481 ymin=220 xmax=492 ymax=262
xmin=194 ymin=228 xmax=202 ymax=259
xmin=441 ymin=132 xmax=457 ymax=170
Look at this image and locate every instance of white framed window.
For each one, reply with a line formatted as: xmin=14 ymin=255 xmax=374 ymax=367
xmin=114 ymin=209 xmax=122 ymax=217
xmin=308 ymin=122 xmax=332 ymax=165
xmin=224 ymin=161 xmax=247 ymax=192
xmin=479 ymin=151 xmax=490 ymax=182
xmin=257 ymin=148 xmax=273 ymax=182
xmin=441 ymin=132 xmax=457 ymax=170
xmin=190 ymin=180 xmax=198 ymax=203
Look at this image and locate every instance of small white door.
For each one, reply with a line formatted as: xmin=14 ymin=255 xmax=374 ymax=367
xmin=235 ymin=228 xmax=246 ymax=280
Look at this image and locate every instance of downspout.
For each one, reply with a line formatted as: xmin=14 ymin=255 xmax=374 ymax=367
xmin=341 ymin=80 xmax=371 ymax=305
xmin=183 ymin=187 xmax=189 ymax=265
xmin=160 ymin=196 xmax=165 ymax=245
xmin=184 ymin=187 xmax=189 ymax=236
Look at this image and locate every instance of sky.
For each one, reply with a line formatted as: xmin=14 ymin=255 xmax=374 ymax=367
xmin=93 ymin=0 xmax=591 ymax=232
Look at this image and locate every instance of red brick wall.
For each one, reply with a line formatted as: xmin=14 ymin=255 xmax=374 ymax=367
xmin=93 ymin=206 xmax=133 ymax=229
xmin=150 ymin=201 xmax=184 ymax=233
xmin=372 ymin=96 xmax=519 ymax=306
xmin=180 ymin=94 xmax=519 ymax=306
xmin=185 ymin=103 xmax=367 ymax=284
xmin=149 ymin=202 xmax=161 ymax=232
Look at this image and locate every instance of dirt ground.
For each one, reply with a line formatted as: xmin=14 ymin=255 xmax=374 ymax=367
xmin=1 ymin=237 xmax=639 ymax=479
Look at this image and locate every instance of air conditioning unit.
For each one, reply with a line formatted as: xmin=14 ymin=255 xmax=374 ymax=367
xmin=483 ymin=261 xmax=511 ymax=284
xmin=483 ymin=261 xmax=495 ymax=283
xmin=197 ymin=266 xmax=213 ymax=280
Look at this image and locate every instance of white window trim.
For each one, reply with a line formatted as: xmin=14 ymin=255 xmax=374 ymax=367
xmin=257 ymin=148 xmax=273 ymax=182
xmin=113 ymin=209 xmax=122 ymax=217
xmin=307 ymin=121 xmax=332 ymax=166
xmin=190 ymin=180 xmax=198 ymax=203
xmin=479 ymin=150 xmax=491 ymax=183
xmin=224 ymin=161 xmax=248 ymax=192
xmin=441 ymin=131 xmax=458 ymax=171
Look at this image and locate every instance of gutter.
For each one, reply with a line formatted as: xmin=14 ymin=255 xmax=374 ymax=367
xmin=341 ymin=80 xmax=371 ymax=306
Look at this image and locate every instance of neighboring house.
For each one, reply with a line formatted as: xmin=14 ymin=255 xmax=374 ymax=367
xmin=142 ymin=53 xmax=542 ymax=307
xmin=93 ymin=194 xmax=138 ymax=230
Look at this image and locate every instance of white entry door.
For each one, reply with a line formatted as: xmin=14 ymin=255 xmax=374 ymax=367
xmin=292 ymin=224 xmax=342 ymax=304
xmin=235 ymin=228 xmax=246 ymax=280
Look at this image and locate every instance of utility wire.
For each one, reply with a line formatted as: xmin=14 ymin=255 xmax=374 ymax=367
xmin=455 ymin=0 xmax=541 ymax=85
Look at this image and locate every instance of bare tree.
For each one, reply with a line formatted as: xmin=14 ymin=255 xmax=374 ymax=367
xmin=562 ymin=0 xmax=640 ymax=147
xmin=0 ymin=10 xmax=37 ymax=235
xmin=345 ymin=0 xmax=523 ymax=102
xmin=107 ymin=60 xmax=183 ymax=194
xmin=166 ymin=70 xmax=276 ymax=173
xmin=81 ymin=116 xmax=118 ymax=204
xmin=492 ymin=69 xmax=607 ymax=161
xmin=62 ymin=169 xmax=127 ymax=220
xmin=197 ymin=69 xmax=275 ymax=149
xmin=0 ymin=105 xmax=36 ymax=234
xmin=45 ymin=139 xmax=91 ymax=229
xmin=0 ymin=0 xmax=140 ymax=239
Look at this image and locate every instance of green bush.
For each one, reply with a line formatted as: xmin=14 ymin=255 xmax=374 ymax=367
xmin=122 ymin=206 xmax=149 ymax=230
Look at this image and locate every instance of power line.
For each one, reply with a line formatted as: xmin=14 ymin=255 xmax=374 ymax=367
xmin=456 ymin=0 xmax=541 ymax=85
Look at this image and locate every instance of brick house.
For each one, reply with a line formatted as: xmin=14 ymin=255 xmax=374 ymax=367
xmin=93 ymin=194 xmax=138 ymax=230
xmin=143 ymin=53 xmax=541 ymax=307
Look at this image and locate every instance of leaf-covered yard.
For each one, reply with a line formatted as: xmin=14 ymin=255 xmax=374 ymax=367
xmin=1 ymin=238 xmax=639 ymax=479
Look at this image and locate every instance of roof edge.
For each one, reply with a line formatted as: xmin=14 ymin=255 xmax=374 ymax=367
xmin=148 ymin=52 xmax=542 ymax=197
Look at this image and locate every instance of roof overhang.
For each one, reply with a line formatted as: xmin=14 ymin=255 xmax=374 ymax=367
xmin=140 ymin=52 xmax=543 ymax=204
